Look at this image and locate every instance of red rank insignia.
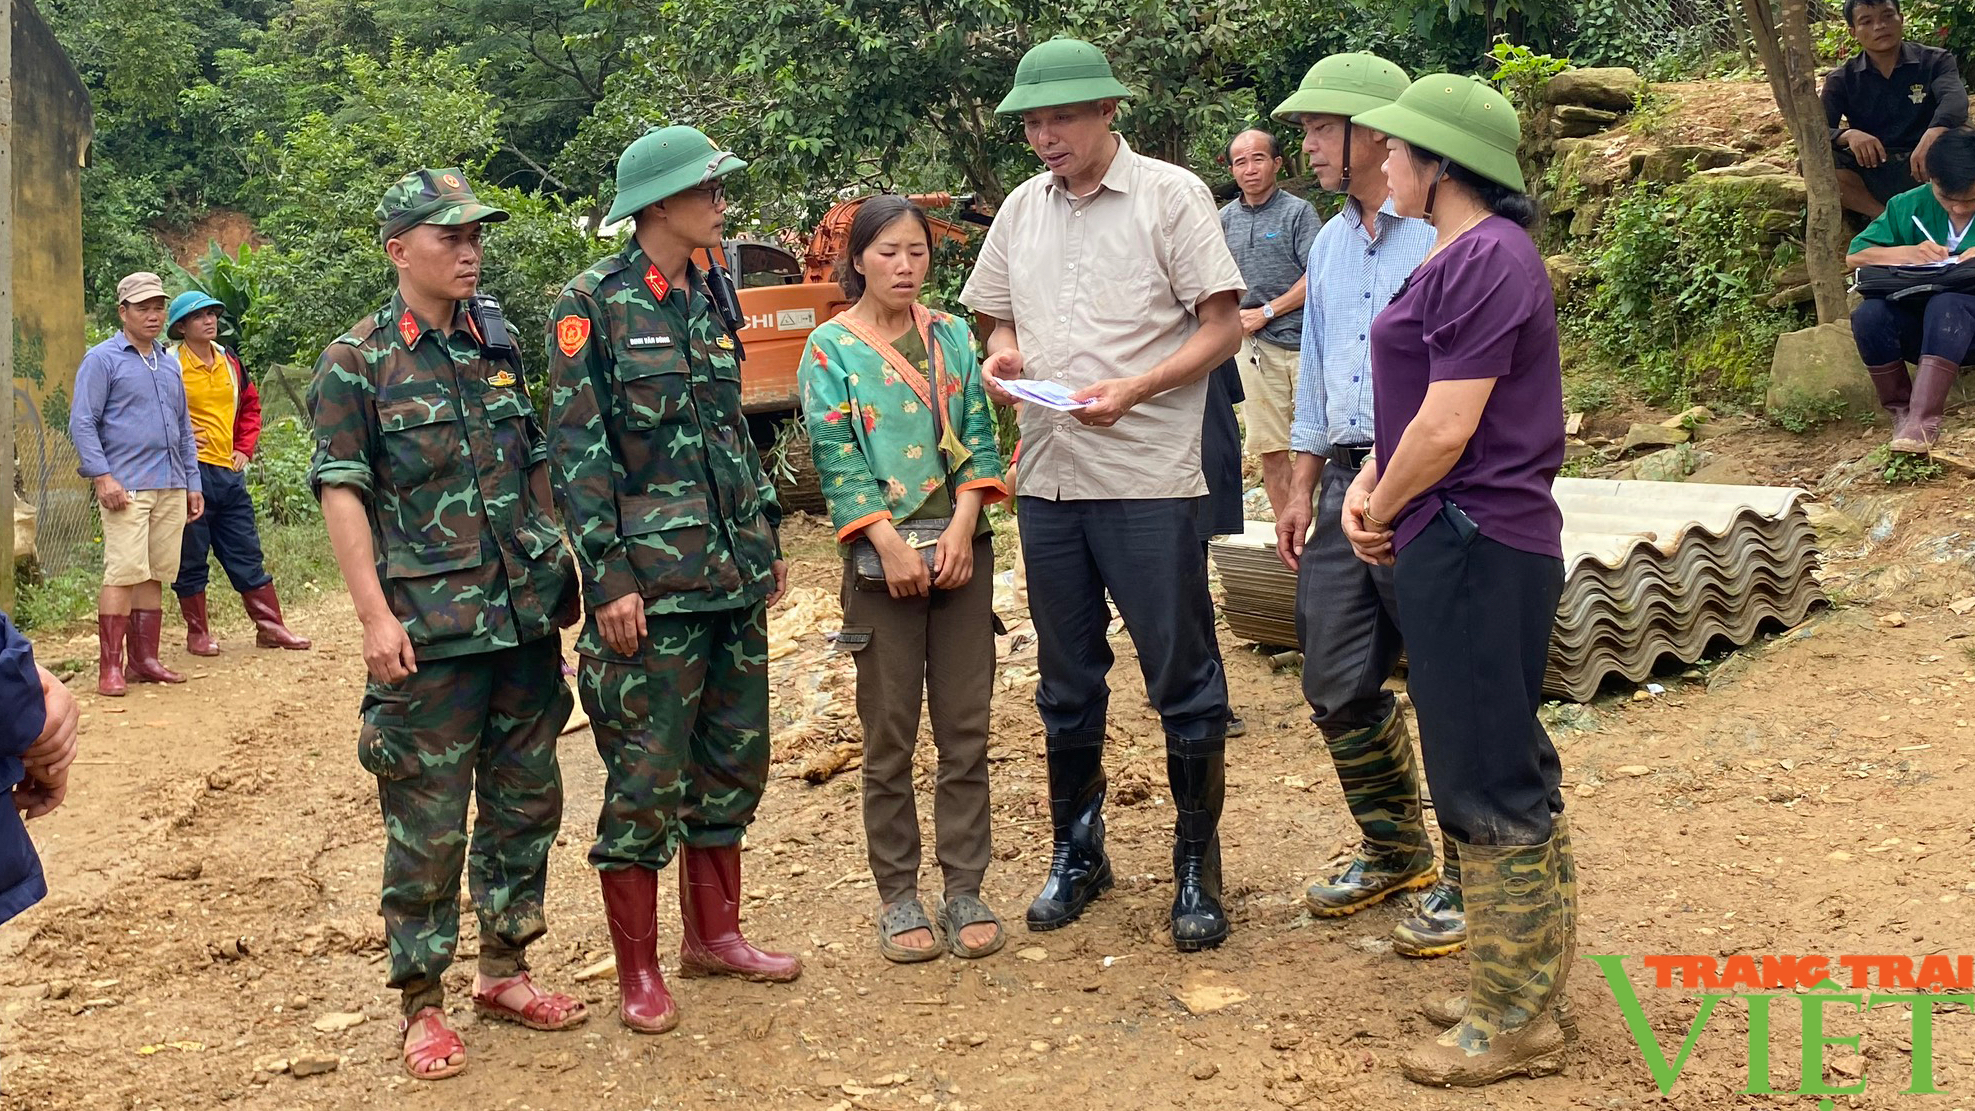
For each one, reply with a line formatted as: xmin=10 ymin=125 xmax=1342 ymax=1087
xmin=555 ymin=314 xmax=591 ymax=358
xmin=644 ymin=264 xmax=670 ymax=301
xmin=397 ymin=310 xmax=420 ymax=347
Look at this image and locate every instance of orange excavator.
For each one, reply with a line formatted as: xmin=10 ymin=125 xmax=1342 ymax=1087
xmin=693 ymin=192 xmax=987 ymax=511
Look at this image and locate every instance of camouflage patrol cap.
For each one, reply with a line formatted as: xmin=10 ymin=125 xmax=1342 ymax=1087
xmin=376 ymin=168 xmax=509 ymax=244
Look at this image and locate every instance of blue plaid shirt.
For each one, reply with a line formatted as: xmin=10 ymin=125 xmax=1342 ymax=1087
xmin=1289 ymin=199 xmax=1435 ymax=456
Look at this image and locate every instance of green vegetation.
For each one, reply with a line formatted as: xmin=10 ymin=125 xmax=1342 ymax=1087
xmin=246 ymin=418 xmax=320 ymax=527
xmin=1874 ymin=447 xmax=1947 ymax=485
xmin=1486 ymin=39 xmax=1571 ymax=116
xmin=1768 ymin=391 xmax=1850 ymax=434
xmin=1625 ymin=86 xmax=1678 ymax=139
xmin=1557 ymin=452 xmax=1606 ymax=478
xmin=1896 ymin=0 xmax=1975 ymax=72
xmin=11 ymin=518 xmax=339 ymax=636
xmin=1562 ymin=366 xmax=1618 ymax=414
xmin=50 ymin=0 xmax=1755 ymax=362
xmin=13 ymin=564 xmax=104 ymax=635
xmin=1569 ymin=181 xmax=1805 ymax=409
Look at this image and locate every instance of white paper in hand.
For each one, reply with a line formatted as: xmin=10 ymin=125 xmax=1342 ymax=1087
xmin=1000 ymin=378 xmax=1092 ymax=411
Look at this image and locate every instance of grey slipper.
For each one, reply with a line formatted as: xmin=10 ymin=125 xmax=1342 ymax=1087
xmin=876 ymin=899 xmax=943 ymax=964
xmin=938 ymin=893 xmax=1006 ymax=959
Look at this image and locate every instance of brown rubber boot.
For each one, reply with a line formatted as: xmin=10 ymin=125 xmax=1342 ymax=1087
xmin=1891 ymin=355 xmax=1960 ymax=453
xmin=242 ymin=583 xmax=311 ymax=649
xmin=678 ymin=845 xmax=802 ymax=982
xmin=1866 ymin=359 xmax=1912 ymax=431
xmin=126 ymin=609 xmax=186 ymax=684
xmin=97 ymin=613 xmax=129 ymax=697
xmin=180 ymin=593 xmax=220 ymax=657
xmin=598 ymin=867 xmax=678 ymax=1033
xmin=1399 ymin=831 xmax=1573 ymax=1087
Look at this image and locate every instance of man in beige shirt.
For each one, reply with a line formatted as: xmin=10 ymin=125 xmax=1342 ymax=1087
xmin=960 ymin=37 xmax=1244 ymax=953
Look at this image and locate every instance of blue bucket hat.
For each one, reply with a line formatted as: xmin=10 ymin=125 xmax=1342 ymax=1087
xmin=167 ymin=291 xmax=225 ymax=339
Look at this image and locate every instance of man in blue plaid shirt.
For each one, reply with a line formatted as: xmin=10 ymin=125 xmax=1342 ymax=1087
xmin=1268 ymin=55 xmax=1462 ymax=959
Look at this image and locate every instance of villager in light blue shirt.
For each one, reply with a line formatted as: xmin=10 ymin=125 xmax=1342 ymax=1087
xmin=70 ymin=332 xmax=202 ymax=495
xmin=1288 ymin=199 xmax=1434 ymax=455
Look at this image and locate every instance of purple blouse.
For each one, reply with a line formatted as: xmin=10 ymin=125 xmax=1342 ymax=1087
xmin=1369 ymin=216 xmax=1565 ymax=558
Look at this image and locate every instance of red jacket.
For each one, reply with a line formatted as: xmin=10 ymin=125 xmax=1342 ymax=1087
xmin=172 ymin=343 xmax=263 ymax=459
xmin=225 ymin=348 xmax=264 ymax=459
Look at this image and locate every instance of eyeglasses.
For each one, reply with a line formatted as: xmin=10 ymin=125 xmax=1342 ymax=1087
xmin=686 ymin=184 xmax=727 ymax=206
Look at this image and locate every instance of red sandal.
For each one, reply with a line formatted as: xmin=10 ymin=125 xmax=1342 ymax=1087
xmin=472 ymin=972 xmax=590 ymax=1032
xmin=400 ymin=1007 xmax=466 ymax=1081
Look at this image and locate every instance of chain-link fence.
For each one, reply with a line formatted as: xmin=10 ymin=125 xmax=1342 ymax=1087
xmin=14 ymin=388 xmax=98 ymax=578
xmin=1567 ymin=0 xmax=1748 ymax=75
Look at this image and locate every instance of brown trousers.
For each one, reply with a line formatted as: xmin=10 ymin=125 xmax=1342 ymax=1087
xmin=840 ymin=535 xmax=996 ymax=903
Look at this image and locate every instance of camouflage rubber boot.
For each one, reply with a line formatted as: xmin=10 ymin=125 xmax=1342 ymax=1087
xmin=1393 ymin=829 xmax=1466 ymax=958
xmin=1304 ymin=710 xmax=1435 ymax=916
xmin=1550 ymin=814 xmax=1579 ymax=1040
xmin=1417 ymin=814 xmax=1576 ymax=1038
xmin=1399 ymin=835 xmax=1570 ymax=1087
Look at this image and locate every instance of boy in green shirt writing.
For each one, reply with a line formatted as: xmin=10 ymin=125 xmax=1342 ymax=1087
xmin=1846 ymin=127 xmax=1975 ymax=453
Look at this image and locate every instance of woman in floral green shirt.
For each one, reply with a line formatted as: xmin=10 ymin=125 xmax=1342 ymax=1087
xmin=798 ymin=196 xmax=1009 ymax=963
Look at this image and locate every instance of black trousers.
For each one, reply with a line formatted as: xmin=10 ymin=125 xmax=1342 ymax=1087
xmin=1020 ymin=496 xmax=1227 ymax=749
xmin=1392 ymin=506 xmax=1565 ymax=846
xmin=1295 ymin=458 xmax=1402 ymax=737
xmin=1852 ymin=292 xmax=1975 ymax=368
xmin=173 ymin=462 xmax=273 ymax=597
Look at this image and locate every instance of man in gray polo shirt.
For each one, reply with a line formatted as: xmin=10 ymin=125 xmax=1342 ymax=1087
xmin=962 ymin=38 xmax=1245 ymax=952
xmin=1220 ymin=129 xmax=1318 ymax=520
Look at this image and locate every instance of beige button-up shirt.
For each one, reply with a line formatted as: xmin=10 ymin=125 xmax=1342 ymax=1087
xmin=961 ymin=136 xmax=1244 ymax=501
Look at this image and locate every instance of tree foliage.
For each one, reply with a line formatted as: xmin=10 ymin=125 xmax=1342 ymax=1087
xmin=46 ymin=0 xmax=1742 ymax=374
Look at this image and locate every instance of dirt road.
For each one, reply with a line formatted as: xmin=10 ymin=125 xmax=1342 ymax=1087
xmin=3 ymin=424 xmax=1974 ymax=1110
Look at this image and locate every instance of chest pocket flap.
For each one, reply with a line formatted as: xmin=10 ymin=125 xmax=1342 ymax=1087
xmin=379 ymin=394 xmax=460 ymax=431
xmin=377 ymin=394 xmax=462 ymax=489
xmin=620 ymin=491 xmax=709 ymax=537
xmin=616 ymin=349 xmax=691 ymax=426
xmin=484 ymin=388 xmax=532 ymax=421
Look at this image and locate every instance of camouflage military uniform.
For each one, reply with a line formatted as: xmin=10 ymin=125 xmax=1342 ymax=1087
xmin=545 ymin=243 xmax=781 ymax=871
xmin=310 ymin=175 xmax=578 ymax=1016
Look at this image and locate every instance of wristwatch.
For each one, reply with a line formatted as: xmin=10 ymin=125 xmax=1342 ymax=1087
xmin=1261 ymin=303 xmax=1277 ymax=321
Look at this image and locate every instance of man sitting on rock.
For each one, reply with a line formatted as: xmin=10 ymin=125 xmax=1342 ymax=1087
xmin=1845 ymin=127 xmax=1975 ymax=454
xmin=1822 ymin=0 xmax=1968 ymax=219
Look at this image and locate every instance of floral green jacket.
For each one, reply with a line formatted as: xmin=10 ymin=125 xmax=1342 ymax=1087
xmin=798 ymin=304 xmax=1007 ymax=542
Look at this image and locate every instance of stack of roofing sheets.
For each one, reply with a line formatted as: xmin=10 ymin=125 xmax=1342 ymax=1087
xmin=1211 ymin=478 xmax=1825 ymax=702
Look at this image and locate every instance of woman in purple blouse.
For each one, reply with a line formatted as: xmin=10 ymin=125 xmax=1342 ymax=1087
xmin=1345 ymin=76 xmax=1573 ymax=1088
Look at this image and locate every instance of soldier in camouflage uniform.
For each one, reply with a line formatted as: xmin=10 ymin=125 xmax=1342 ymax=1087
xmin=310 ymin=169 xmax=588 ymax=1081
xmin=545 ymin=126 xmax=799 ymax=1036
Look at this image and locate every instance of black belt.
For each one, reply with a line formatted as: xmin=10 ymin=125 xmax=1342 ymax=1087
xmin=1326 ymin=442 xmax=1373 ymax=470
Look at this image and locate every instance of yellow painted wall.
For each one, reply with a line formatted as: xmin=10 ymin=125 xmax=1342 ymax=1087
xmin=12 ymin=0 xmax=94 ymax=570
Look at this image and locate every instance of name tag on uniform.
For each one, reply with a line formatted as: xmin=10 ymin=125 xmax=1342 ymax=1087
xmin=627 ymin=334 xmax=674 ymax=350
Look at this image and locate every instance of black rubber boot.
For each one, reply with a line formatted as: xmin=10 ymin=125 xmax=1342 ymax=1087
xmin=1026 ymin=737 xmax=1113 ymax=931
xmin=1168 ymin=733 xmax=1229 ymax=952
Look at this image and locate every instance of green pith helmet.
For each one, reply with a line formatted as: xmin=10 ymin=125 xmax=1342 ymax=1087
xmin=1353 ymin=74 xmax=1527 ymax=192
xmin=1271 ymin=53 xmax=1410 ymax=122
xmin=376 ymin=168 xmax=508 ymax=244
xmin=605 ymin=125 xmax=748 ymax=224
xmin=995 ymin=38 xmax=1132 ymax=115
